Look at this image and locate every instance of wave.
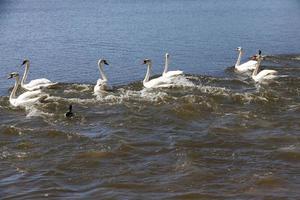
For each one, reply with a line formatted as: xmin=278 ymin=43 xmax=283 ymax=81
xmin=0 ymin=54 xmax=299 ymax=122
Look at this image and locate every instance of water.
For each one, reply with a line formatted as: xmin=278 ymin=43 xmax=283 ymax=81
xmin=1 ymin=0 xmax=300 ymax=199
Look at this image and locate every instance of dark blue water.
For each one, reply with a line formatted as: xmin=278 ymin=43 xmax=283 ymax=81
xmin=1 ymin=0 xmax=300 ymax=95
xmin=1 ymin=1 xmax=300 ymax=199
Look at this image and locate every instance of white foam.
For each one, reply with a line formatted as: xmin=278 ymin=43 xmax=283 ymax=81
xmin=63 ymin=89 xmax=78 ymax=94
xmin=140 ymin=88 xmax=170 ymax=103
xmin=25 ymin=106 xmax=54 ymax=118
xmin=278 ymin=145 xmax=300 ymax=152
xmin=293 ymin=56 xmax=300 ymax=61
xmin=93 ymin=88 xmax=174 ymax=104
xmin=170 ymin=75 xmax=195 ymax=87
xmin=71 ymin=84 xmax=91 ymax=92
xmin=196 ymin=85 xmax=230 ymax=95
xmin=46 ymin=96 xmax=97 ymax=104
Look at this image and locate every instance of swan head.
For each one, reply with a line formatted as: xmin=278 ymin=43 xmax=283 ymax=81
xmin=236 ymin=47 xmax=243 ymax=52
xmin=258 ymin=50 xmax=262 ymax=55
xmin=165 ymin=53 xmax=169 ymax=58
xmin=142 ymin=59 xmax=151 ymax=65
xmin=251 ymin=50 xmax=263 ymax=61
xmin=21 ymin=59 xmax=30 ymax=66
xmin=98 ymin=59 xmax=109 ymax=66
xmin=7 ymin=72 xmax=19 ymax=79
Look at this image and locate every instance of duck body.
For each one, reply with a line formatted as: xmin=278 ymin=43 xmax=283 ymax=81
xmin=65 ymin=105 xmax=74 ymax=118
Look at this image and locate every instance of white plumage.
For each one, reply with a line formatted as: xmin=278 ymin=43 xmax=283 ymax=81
xmin=20 ymin=59 xmax=57 ymax=91
xmin=234 ymin=47 xmax=258 ymax=73
xmin=142 ymin=59 xmax=175 ymax=88
xmin=8 ymin=72 xmax=48 ymax=108
xmin=162 ymin=53 xmax=183 ymax=78
xmin=252 ymin=55 xmax=278 ymax=82
xmin=94 ymin=59 xmax=112 ymax=94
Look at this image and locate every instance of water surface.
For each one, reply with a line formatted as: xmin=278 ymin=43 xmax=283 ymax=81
xmin=0 ymin=0 xmax=300 ymax=199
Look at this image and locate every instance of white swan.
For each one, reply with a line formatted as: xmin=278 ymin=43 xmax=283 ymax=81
xmin=252 ymin=54 xmax=278 ymax=82
xmin=20 ymin=59 xmax=57 ymax=91
xmin=162 ymin=53 xmax=183 ymax=78
xmin=8 ymin=72 xmax=48 ymax=107
xmin=234 ymin=47 xmax=258 ymax=73
xmin=142 ymin=59 xmax=174 ymax=88
xmin=94 ymin=59 xmax=112 ymax=94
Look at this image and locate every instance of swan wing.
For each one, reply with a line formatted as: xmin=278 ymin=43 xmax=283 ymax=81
xmin=24 ymin=78 xmax=56 ymax=91
xmin=17 ymin=96 xmax=44 ymax=107
xmin=96 ymin=79 xmax=107 ymax=85
xmin=12 ymin=94 xmax=47 ymax=107
xmin=236 ymin=60 xmax=257 ymax=72
xmin=94 ymin=79 xmax=112 ymax=93
xmin=163 ymin=70 xmax=184 ymax=78
xmin=152 ymin=83 xmax=175 ymax=88
xmin=24 ymin=82 xmax=57 ymax=91
xmin=18 ymin=90 xmax=43 ymax=100
xmin=144 ymin=76 xmax=173 ymax=88
xmin=9 ymin=98 xmax=18 ymax=107
xmin=243 ymin=60 xmax=257 ymax=67
xmin=253 ymin=70 xmax=278 ymax=82
xmin=27 ymin=78 xmax=52 ymax=86
xmin=263 ymin=74 xmax=278 ymax=80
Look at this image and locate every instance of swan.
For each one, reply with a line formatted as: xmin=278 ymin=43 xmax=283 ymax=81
xmin=8 ymin=72 xmax=48 ymax=107
xmin=162 ymin=53 xmax=183 ymax=78
xmin=94 ymin=59 xmax=112 ymax=94
xmin=252 ymin=54 xmax=278 ymax=82
xmin=234 ymin=47 xmax=259 ymax=73
xmin=20 ymin=59 xmax=57 ymax=91
xmin=142 ymin=59 xmax=174 ymax=88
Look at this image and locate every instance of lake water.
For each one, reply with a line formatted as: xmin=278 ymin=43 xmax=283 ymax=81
xmin=0 ymin=0 xmax=300 ymax=199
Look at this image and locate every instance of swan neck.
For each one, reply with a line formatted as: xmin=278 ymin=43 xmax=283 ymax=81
xmin=98 ymin=63 xmax=108 ymax=81
xmin=163 ymin=55 xmax=169 ymax=74
xmin=10 ymin=76 xmax=19 ymax=100
xmin=235 ymin=51 xmax=242 ymax=67
xmin=252 ymin=59 xmax=261 ymax=76
xmin=21 ymin=62 xmax=30 ymax=86
xmin=143 ymin=62 xmax=152 ymax=83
